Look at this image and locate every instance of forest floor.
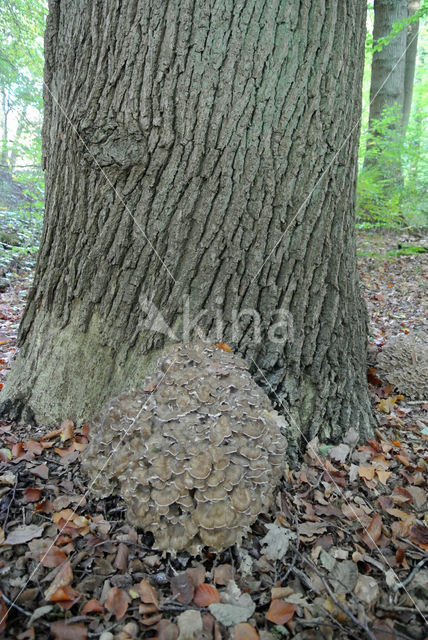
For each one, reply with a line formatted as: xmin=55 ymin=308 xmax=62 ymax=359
xmin=0 ymin=230 xmax=427 ymax=640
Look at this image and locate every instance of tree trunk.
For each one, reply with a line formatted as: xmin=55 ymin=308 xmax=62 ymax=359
xmin=367 ymin=0 xmax=407 ymax=125
xmin=1 ymin=89 xmax=9 ymax=166
xmin=0 ymin=0 xmax=374 ymax=451
xmin=8 ymin=107 xmax=27 ymax=171
xmin=364 ymin=0 xmax=407 ymax=177
xmin=402 ymin=0 xmax=420 ymax=132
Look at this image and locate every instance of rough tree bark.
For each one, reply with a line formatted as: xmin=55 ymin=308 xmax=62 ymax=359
xmin=0 ymin=0 xmax=374 ymax=451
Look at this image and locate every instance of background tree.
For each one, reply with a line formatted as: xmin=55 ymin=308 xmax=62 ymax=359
xmin=0 ymin=0 xmax=46 ymax=255
xmin=365 ymin=0 xmax=408 ymax=181
xmin=359 ymin=0 xmax=427 ymax=226
xmin=0 ymin=0 xmax=374 ymax=452
xmin=403 ymin=0 xmax=421 ymax=131
xmin=0 ymin=0 xmax=45 ymax=170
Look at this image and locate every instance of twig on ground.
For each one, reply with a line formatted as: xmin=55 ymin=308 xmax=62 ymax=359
xmin=397 ymin=536 xmax=428 ymax=556
xmin=1 ymin=593 xmax=31 ymax=617
xmin=392 ymin=557 xmax=428 ymax=592
xmin=372 ymin=629 xmax=427 ymax=640
xmin=296 ymin=550 xmax=378 ymax=640
xmin=290 ymin=566 xmax=321 ymax=594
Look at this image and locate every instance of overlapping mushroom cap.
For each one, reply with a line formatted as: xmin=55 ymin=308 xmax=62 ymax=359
xmin=81 ymin=343 xmax=288 ymax=553
xmin=377 ymin=332 xmax=427 ymax=400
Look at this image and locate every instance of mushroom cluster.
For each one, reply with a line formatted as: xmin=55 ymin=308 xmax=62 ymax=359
xmin=81 ymin=343 xmax=288 ymax=553
xmin=377 ymin=331 xmax=427 ymax=400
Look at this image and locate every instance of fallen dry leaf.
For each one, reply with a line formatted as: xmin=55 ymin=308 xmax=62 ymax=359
xmin=157 ymin=619 xmax=179 ymax=640
xmin=23 ymin=440 xmax=43 ymax=455
xmin=30 ymin=464 xmax=49 ymax=479
xmin=113 ymin=542 xmax=129 ymax=572
xmin=52 ymin=509 xmax=89 ymax=535
xmin=105 ymin=586 xmax=129 ymax=620
xmin=45 ymin=561 xmax=73 ymax=601
xmin=354 ymin=575 xmax=379 ymax=606
xmin=0 ymin=590 xmax=7 ymax=633
xmin=54 ymin=445 xmax=76 ymax=458
xmin=4 ymin=524 xmax=45 ymax=545
xmin=202 ymin=612 xmax=221 ymax=639
xmin=176 ymin=609 xmax=203 ymax=639
xmin=362 ymin=514 xmax=383 ymax=550
xmin=358 ymin=465 xmax=375 ymax=480
xmin=409 ymin=524 xmax=428 ymax=550
xmin=186 ymin=566 xmax=206 ymax=587
xmin=214 ymin=564 xmax=234 ymax=585
xmin=50 ymin=621 xmax=87 ymax=640
xmin=193 ymin=583 xmax=220 ymax=607
xmin=81 ymin=599 xmax=104 ymax=615
xmin=375 ymin=469 xmax=392 ymax=484
xmin=376 ymin=396 xmax=397 ymax=413
xmin=171 ymin=572 xmax=194 ymax=605
xmin=49 ymin=585 xmax=81 ymax=610
xmin=215 ymin=342 xmax=233 ymax=352
xmin=0 ymin=471 xmax=16 ymax=485
xmin=0 ymin=448 xmax=12 ymax=462
xmin=266 ymin=599 xmax=296 ymax=625
xmin=23 ymin=487 xmax=43 ymax=503
xmin=234 ymin=622 xmax=259 ymax=639
xmin=137 ymin=578 xmax=159 ymax=608
xmin=40 ymin=546 xmax=67 ymax=568
xmin=60 ymin=419 xmax=74 ymax=442
xmin=139 ymin=603 xmax=158 ymax=615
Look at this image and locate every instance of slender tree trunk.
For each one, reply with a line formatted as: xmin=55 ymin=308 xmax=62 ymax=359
xmin=8 ymin=107 xmax=27 ymax=171
xmin=402 ymin=0 xmax=420 ymax=132
xmin=1 ymin=90 xmax=9 ymax=166
xmin=0 ymin=0 xmax=374 ymax=451
xmin=367 ymin=0 xmax=407 ymax=124
xmin=364 ymin=0 xmax=407 ymax=180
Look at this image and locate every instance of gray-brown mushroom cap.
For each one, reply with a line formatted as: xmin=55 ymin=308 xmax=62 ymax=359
xmin=81 ymin=342 xmax=288 ymax=553
xmin=376 ymin=331 xmax=428 ymax=400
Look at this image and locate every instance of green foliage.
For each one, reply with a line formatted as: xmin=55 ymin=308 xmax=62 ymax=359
xmin=0 ymin=0 xmax=46 ymax=210
xmin=366 ymin=2 xmax=428 ymax=53
xmin=0 ymin=0 xmax=46 ymax=267
xmin=0 ymin=207 xmax=42 ymax=273
xmin=358 ymin=19 xmax=428 ymax=230
xmin=386 ymin=245 xmax=427 ymax=256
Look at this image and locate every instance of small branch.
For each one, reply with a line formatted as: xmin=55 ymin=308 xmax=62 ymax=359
xmin=397 ymin=536 xmax=427 ymax=555
xmin=371 ymin=629 xmax=427 ymax=640
xmin=297 ymin=550 xmax=377 ymax=640
xmin=1 ymin=593 xmax=31 ymax=617
xmin=392 ymin=557 xmax=428 ymax=592
xmin=296 ymin=617 xmax=364 ymax=640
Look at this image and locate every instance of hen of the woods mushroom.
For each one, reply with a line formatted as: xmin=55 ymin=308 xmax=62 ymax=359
xmin=82 ymin=343 xmax=288 ymax=554
xmin=377 ymin=331 xmax=427 ymax=400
